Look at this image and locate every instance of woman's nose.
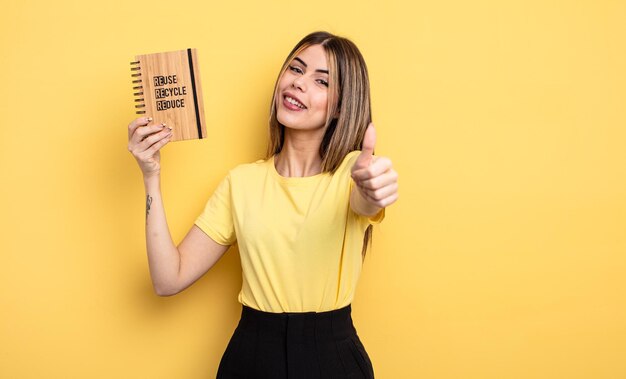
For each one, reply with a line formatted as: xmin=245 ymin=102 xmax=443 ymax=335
xmin=292 ymin=76 xmax=306 ymax=91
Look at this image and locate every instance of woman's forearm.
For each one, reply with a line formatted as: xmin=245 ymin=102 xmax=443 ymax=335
xmin=143 ymin=174 xmax=180 ymax=296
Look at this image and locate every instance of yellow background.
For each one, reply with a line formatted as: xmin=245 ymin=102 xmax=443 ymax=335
xmin=1 ymin=0 xmax=625 ymax=378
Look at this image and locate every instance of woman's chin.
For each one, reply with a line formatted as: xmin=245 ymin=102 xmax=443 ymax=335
xmin=277 ymin=115 xmax=326 ymax=132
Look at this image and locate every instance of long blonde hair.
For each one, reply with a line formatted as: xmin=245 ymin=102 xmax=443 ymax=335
xmin=266 ymin=31 xmax=374 ymax=258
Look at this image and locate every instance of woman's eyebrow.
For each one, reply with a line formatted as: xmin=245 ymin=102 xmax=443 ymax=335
xmin=294 ymin=57 xmax=329 ymax=74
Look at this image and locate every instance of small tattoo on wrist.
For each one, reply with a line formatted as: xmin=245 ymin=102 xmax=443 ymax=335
xmin=146 ymin=195 xmax=153 ymax=218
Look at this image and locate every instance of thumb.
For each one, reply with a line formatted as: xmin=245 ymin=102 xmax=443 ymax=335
xmin=354 ymin=123 xmax=376 ymax=169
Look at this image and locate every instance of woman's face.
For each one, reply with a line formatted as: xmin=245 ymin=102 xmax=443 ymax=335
xmin=276 ymin=44 xmax=332 ymax=133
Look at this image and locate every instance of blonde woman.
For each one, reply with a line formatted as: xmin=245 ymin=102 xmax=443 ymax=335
xmin=127 ymin=31 xmax=398 ymax=378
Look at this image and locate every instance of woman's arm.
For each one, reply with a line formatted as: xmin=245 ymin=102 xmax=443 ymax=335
xmin=143 ymin=176 xmax=229 ymax=296
xmin=128 ymin=117 xmax=229 ymax=296
xmin=350 ymin=123 xmax=399 ymax=216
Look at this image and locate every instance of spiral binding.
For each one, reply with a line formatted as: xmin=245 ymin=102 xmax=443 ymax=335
xmin=130 ymin=60 xmax=145 ymax=114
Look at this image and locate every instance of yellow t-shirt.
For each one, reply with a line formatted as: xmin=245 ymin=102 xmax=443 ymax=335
xmin=194 ymin=150 xmax=384 ymax=313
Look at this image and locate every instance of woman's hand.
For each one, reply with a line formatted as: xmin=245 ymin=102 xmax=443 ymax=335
xmin=350 ymin=123 xmax=399 ymax=216
xmin=127 ymin=117 xmax=173 ymax=178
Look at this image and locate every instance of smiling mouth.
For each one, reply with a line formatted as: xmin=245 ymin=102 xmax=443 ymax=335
xmin=284 ymin=95 xmax=307 ymax=109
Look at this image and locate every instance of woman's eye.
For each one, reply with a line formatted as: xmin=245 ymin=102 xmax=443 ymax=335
xmin=289 ymin=65 xmax=303 ymax=74
xmin=317 ymin=79 xmax=329 ymax=87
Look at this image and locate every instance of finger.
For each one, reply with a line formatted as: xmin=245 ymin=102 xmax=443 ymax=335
xmin=143 ymin=133 xmax=172 ymax=157
xmin=378 ymin=192 xmax=399 ymax=208
xmin=136 ymin=127 xmax=172 ymax=152
xmin=356 ymin=185 xmax=377 ymax=203
xmin=128 ymin=116 xmax=153 ymax=139
xmin=358 ymin=187 xmax=399 ymax=208
xmin=351 ymin=156 xmax=392 ymax=182
xmin=129 ymin=124 xmax=167 ymax=152
xmin=356 ymin=169 xmax=398 ymax=191
xmin=131 ymin=123 xmax=169 ymax=145
xmin=360 ymin=182 xmax=398 ymax=202
xmin=353 ymin=123 xmax=376 ymax=170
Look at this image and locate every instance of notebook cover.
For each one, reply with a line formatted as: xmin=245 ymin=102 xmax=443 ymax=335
xmin=131 ymin=48 xmax=206 ymax=142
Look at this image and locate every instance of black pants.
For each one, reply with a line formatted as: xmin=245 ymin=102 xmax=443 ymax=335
xmin=216 ymin=304 xmax=375 ymax=378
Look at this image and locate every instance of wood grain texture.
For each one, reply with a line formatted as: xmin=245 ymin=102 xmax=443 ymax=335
xmin=131 ymin=48 xmax=206 ymax=142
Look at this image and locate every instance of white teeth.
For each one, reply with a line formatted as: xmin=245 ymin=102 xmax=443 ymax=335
xmin=286 ymin=96 xmax=305 ymax=109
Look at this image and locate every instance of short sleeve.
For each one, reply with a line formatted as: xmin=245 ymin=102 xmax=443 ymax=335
xmin=194 ymin=174 xmax=236 ymax=245
xmin=367 ymin=207 xmax=385 ymax=224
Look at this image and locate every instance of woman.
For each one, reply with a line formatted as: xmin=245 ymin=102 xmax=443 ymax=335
xmin=127 ymin=31 xmax=398 ymax=378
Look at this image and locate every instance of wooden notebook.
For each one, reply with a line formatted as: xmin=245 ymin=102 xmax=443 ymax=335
xmin=130 ymin=49 xmax=206 ymax=141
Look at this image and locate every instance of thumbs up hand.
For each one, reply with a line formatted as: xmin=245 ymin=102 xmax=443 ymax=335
xmin=350 ymin=123 xmax=399 ymax=216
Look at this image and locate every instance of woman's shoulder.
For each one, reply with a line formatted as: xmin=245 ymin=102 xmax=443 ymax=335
xmin=342 ymin=150 xmax=361 ymax=164
xmin=227 ymin=157 xmax=272 ymax=179
xmin=335 ymin=150 xmax=361 ymax=173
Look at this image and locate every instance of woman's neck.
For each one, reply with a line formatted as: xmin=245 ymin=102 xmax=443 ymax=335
xmin=274 ymin=129 xmax=323 ymax=177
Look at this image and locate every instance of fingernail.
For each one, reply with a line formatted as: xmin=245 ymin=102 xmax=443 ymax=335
xmin=147 ymin=116 xmax=153 ymax=122
xmin=167 ymin=126 xmax=173 ymax=131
